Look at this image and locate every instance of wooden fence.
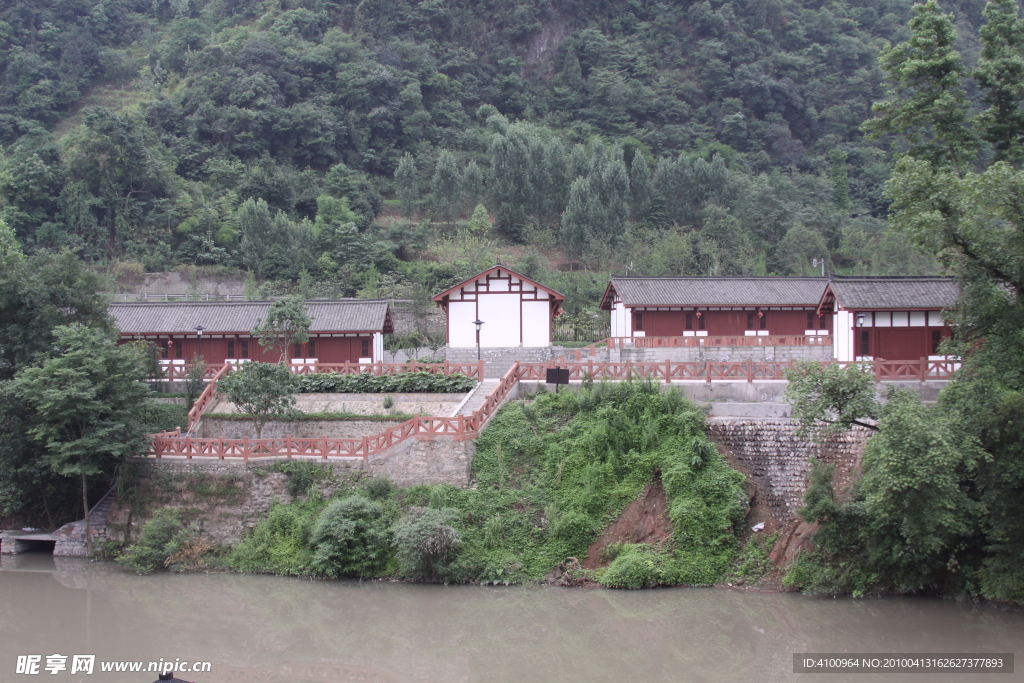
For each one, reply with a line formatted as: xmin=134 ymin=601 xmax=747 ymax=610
xmin=161 ymin=360 xmax=484 ymax=382
xmin=608 ymin=335 xmax=832 ymax=348
xmin=149 ymin=358 xmax=957 ymax=462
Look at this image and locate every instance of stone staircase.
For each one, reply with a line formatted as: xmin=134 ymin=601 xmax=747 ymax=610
xmin=456 ymin=380 xmax=501 ymax=416
xmin=52 ymin=487 xmax=116 ymax=557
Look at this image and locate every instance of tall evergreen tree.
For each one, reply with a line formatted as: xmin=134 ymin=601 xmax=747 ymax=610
xmin=395 ymin=153 xmax=419 ymax=217
xmin=864 ymin=0 xmax=977 ymax=175
xmin=975 ymin=0 xmax=1024 ymax=164
xmin=431 ymin=150 xmax=461 ymax=226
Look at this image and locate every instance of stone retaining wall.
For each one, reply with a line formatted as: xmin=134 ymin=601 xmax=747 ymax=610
xmin=211 ymin=392 xmax=466 ymax=417
xmin=707 ymin=418 xmax=870 ymax=525
xmin=114 ymin=431 xmax=476 ymax=545
xmin=198 ymin=418 xmax=404 ymax=439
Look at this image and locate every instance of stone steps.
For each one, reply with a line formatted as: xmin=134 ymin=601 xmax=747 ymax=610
xmin=456 ymin=380 xmax=500 ymax=416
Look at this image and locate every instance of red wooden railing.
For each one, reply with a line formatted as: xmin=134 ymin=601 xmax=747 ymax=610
xmin=608 ymin=335 xmax=832 ymax=348
xmin=160 ymin=360 xmax=484 ymax=382
xmin=186 ymin=364 xmax=231 ymax=431
xmin=148 ymin=358 xmax=957 ymax=462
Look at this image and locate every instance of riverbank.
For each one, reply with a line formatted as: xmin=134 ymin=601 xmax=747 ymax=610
xmin=111 ymin=382 xmax=783 ymax=589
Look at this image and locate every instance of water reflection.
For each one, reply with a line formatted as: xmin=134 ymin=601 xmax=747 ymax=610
xmin=1 ymin=556 xmax=1022 ymax=683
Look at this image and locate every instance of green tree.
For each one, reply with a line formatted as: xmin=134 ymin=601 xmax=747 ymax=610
xmin=974 ymin=0 xmax=1024 ymax=164
xmin=431 ymin=150 xmax=461 ymax=226
xmin=461 ymin=161 xmax=485 ymax=213
xmin=466 ymin=203 xmax=489 ymax=234
xmin=252 ymin=297 xmax=312 ymax=363
xmin=395 ymin=153 xmax=419 ymax=217
xmin=217 ymin=362 xmax=299 ymax=438
xmin=11 ymin=325 xmax=152 ymax=553
xmin=784 ymin=361 xmax=880 ymax=439
xmin=864 ymin=0 xmax=977 ymax=176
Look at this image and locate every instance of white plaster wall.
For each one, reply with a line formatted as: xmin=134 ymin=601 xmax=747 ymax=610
xmin=522 ymin=300 xmax=551 ymax=347
xmin=611 ymin=302 xmax=629 ymax=337
xmin=448 ymin=301 xmax=478 ymax=348
xmin=373 ymin=332 xmax=383 ymax=361
xmin=835 ymin=311 xmax=853 ymax=362
xmin=478 ymin=294 xmax=521 ymax=347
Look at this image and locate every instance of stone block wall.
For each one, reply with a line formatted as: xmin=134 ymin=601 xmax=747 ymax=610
xmin=199 ymin=418 xmax=405 ymax=439
xmin=106 ymin=459 xmax=366 ymax=546
xmin=368 ymin=435 xmax=475 ymax=487
xmin=707 ymin=418 xmax=870 ymax=525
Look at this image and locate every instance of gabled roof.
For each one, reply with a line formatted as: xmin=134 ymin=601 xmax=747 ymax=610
xmin=600 ymin=276 xmax=829 ymax=310
xmin=432 ymin=265 xmax=565 ymax=303
xmin=110 ymin=300 xmax=393 ymax=335
xmin=820 ymin=276 xmax=958 ymax=311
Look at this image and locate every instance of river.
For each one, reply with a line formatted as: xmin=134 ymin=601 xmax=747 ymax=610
xmin=2 ymin=551 xmax=1022 ymax=683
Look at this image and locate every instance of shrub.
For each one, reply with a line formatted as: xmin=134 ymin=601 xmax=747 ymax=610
xmin=298 ymin=371 xmax=476 ymax=394
xmin=393 ymin=507 xmax=461 ymax=580
xmin=599 ymin=544 xmax=677 ymax=589
xmin=551 ymin=510 xmax=595 ymax=546
xmin=309 ymin=497 xmax=390 ymax=578
xmin=225 ymin=500 xmax=321 ymax=575
xmin=365 ymin=477 xmax=393 ymax=500
xmin=272 ymin=461 xmax=334 ymax=497
xmin=117 ymin=508 xmax=192 ymax=573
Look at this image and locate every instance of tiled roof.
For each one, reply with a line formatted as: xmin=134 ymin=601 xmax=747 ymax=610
xmin=828 ymin=276 xmax=958 ymax=310
xmin=110 ymin=300 xmax=392 ymax=334
xmin=606 ymin=276 xmax=829 ymax=307
xmin=432 ymin=264 xmax=565 ymax=301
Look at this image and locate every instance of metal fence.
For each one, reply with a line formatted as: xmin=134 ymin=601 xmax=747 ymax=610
xmin=553 ymin=318 xmax=610 ymax=342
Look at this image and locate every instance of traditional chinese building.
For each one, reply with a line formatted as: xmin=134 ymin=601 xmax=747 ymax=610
xmin=432 ymin=266 xmax=565 ymax=348
xmin=817 ymin=276 xmax=957 ymax=362
xmin=600 ymin=276 xmax=831 ymax=338
xmin=110 ymin=299 xmax=393 ymax=367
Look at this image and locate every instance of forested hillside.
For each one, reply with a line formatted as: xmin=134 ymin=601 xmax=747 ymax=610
xmin=0 ymin=0 xmax=973 ymax=298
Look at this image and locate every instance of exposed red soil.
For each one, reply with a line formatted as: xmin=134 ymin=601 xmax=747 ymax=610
xmin=581 ymin=475 xmax=674 ymax=570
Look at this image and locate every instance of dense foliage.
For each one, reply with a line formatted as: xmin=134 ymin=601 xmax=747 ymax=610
xmin=200 ymin=381 xmax=747 ymax=585
xmin=782 ymin=0 xmax=1024 ymax=602
xmin=297 ymin=370 xmax=477 ymax=393
xmin=0 ymin=0 xmax=960 ymax=290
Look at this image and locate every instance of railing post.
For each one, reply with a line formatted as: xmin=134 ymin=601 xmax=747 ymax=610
xmin=286 ymin=434 xmax=293 ymax=459
xmin=218 ymin=437 xmax=224 ymax=461
xmin=243 ymin=437 xmax=249 ymax=463
xmin=705 ymin=360 xmax=711 ymax=384
xmin=362 ymin=435 xmax=369 ymax=460
xmin=875 ymin=361 xmax=881 ymax=383
xmin=665 ymin=359 xmax=671 ymax=384
xmin=747 ymin=358 xmax=753 ymax=383
xmin=322 ymin=436 xmax=328 ymax=460
xmin=920 ymin=357 xmax=927 ymax=382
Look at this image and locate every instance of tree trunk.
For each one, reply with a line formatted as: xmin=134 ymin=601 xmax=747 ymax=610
xmin=81 ymin=461 xmax=92 ymax=556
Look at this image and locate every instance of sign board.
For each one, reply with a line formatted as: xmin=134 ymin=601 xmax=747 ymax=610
xmin=545 ymin=367 xmax=570 ymax=386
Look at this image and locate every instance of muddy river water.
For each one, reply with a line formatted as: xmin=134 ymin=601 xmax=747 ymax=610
xmin=3 ymin=551 xmax=1024 ymax=683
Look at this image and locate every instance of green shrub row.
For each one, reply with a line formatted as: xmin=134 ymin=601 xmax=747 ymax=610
xmin=297 ymin=371 xmax=477 ymax=394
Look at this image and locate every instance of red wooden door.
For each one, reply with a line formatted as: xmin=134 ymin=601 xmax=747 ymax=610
xmin=877 ymin=329 xmax=927 ymax=360
xmin=642 ymin=311 xmax=684 ymax=337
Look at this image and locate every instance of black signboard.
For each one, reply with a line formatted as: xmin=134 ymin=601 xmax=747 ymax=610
xmin=545 ymin=367 xmax=570 ymax=390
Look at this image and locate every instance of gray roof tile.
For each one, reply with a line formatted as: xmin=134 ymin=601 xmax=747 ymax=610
xmin=110 ymin=300 xmax=392 ymax=334
xmin=608 ymin=276 xmax=829 ymax=307
xmin=828 ymin=276 xmax=957 ymax=310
